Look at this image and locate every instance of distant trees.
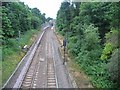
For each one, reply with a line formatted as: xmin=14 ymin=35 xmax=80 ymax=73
xmin=2 ymin=2 xmax=46 ymax=45
xmin=56 ymin=1 xmax=120 ymax=88
xmin=56 ymin=1 xmax=71 ymax=36
xmin=2 ymin=2 xmax=47 ymax=61
xmin=46 ymin=17 xmax=53 ymax=22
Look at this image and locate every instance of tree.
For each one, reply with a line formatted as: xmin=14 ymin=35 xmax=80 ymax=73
xmin=56 ymin=1 xmax=71 ymax=37
xmin=56 ymin=1 xmax=120 ymax=88
xmin=41 ymin=13 xmax=46 ymax=24
xmin=2 ymin=6 xmax=14 ymax=42
xmin=2 ymin=2 xmax=46 ymax=45
xmin=46 ymin=17 xmax=53 ymax=22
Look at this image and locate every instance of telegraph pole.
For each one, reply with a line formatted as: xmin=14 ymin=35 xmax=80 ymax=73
xmin=18 ymin=30 xmax=21 ymax=55
xmin=63 ymin=38 xmax=67 ymax=65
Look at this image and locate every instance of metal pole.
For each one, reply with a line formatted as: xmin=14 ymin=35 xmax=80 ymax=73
xmin=63 ymin=46 xmax=65 ymax=65
xmin=18 ymin=31 xmax=21 ymax=55
xmin=63 ymin=39 xmax=67 ymax=65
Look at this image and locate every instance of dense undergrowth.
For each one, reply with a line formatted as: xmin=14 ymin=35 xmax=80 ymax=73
xmin=56 ymin=1 xmax=120 ymax=88
xmin=2 ymin=29 xmax=39 ymax=85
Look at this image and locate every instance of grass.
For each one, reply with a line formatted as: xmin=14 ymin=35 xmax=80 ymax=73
xmin=67 ymin=54 xmax=93 ymax=88
xmin=2 ymin=29 xmax=40 ymax=86
xmin=2 ymin=52 xmax=24 ymax=85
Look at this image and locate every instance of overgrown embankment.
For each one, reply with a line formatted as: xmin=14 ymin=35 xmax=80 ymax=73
xmin=55 ymin=32 xmax=93 ymax=88
xmin=1 ymin=2 xmax=47 ymax=86
xmin=2 ymin=29 xmax=39 ymax=85
xmin=56 ymin=1 xmax=120 ymax=88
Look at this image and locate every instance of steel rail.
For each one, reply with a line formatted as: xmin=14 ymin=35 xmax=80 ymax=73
xmin=52 ymin=42 xmax=58 ymax=88
xmin=2 ymin=32 xmax=39 ymax=89
xmin=13 ymin=29 xmax=46 ymax=88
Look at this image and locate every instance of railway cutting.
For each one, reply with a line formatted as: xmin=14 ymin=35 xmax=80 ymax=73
xmin=2 ymin=26 xmax=74 ymax=89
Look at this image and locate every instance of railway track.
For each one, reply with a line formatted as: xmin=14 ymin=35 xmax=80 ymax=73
xmin=2 ymin=25 xmax=74 ymax=89
xmin=12 ymin=28 xmax=47 ymax=88
xmin=46 ymin=43 xmax=58 ymax=88
xmin=20 ymin=27 xmax=58 ymax=88
xmin=21 ymin=43 xmax=42 ymax=88
xmin=20 ymin=35 xmax=58 ymax=88
xmin=2 ymin=26 xmax=58 ymax=89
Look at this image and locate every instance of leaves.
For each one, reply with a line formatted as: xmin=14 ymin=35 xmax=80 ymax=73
xmin=56 ymin=1 xmax=119 ymax=88
xmin=2 ymin=2 xmax=46 ymax=44
xmin=2 ymin=2 xmax=47 ymax=59
xmin=101 ymin=43 xmax=113 ymax=60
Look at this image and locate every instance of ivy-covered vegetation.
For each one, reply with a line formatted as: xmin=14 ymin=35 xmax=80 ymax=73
xmin=56 ymin=1 xmax=120 ymax=88
xmin=1 ymin=2 xmax=47 ymax=85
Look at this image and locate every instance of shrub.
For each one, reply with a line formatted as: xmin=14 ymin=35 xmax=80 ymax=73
xmin=100 ymin=43 xmax=113 ymax=60
xmin=106 ymin=48 xmax=120 ymax=85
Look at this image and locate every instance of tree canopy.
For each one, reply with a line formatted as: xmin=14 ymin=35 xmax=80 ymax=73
xmin=56 ymin=1 xmax=120 ymax=88
xmin=2 ymin=2 xmax=46 ymax=45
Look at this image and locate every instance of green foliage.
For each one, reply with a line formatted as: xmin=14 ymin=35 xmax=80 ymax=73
xmin=46 ymin=17 xmax=53 ymax=22
xmin=31 ymin=8 xmax=43 ymax=29
xmin=2 ymin=2 xmax=47 ymax=85
xmin=108 ymin=2 xmax=120 ymax=29
xmin=79 ymin=2 xmax=112 ymax=43
xmin=105 ymin=29 xmax=119 ymax=48
xmin=3 ymin=47 xmax=15 ymax=56
xmin=2 ymin=2 xmax=46 ymax=58
xmin=31 ymin=16 xmax=41 ymax=29
xmin=2 ymin=29 xmax=39 ymax=84
xmin=3 ymin=29 xmax=38 ymax=59
xmin=76 ymin=24 xmax=102 ymax=65
xmin=56 ymin=1 xmax=71 ymax=35
xmin=83 ymin=24 xmax=100 ymax=50
xmin=20 ymin=29 xmax=37 ymax=47
xmin=100 ymin=43 xmax=113 ymax=60
xmin=106 ymin=49 xmax=119 ymax=84
xmin=68 ymin=36 xmax=78 ymax=56
xmin=56 ymin=1 xmax=119 ymax=88
xmin=2 ymin=6 xmax=14 ymax=39
xmin=104 ymin=28 xmax=120 ymax=87
xmin=2 ymin=2 xmax=46 ymax=44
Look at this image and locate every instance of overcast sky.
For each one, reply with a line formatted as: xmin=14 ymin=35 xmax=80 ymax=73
xmin=20 ymin=0 xmax=63 ymax=19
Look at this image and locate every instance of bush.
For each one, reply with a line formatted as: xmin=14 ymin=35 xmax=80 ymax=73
xmin=106 ymin=48 xmax=120 ymax=85
xmin=100 ymin=43 xmax=113 ymax=60
xmin=3 ymin=29 xmax=38 ymax=60
xmin=100 ymin=29 xmax=120 ymax=87
xmin=72 ymin=24 xmax=117 ymax=88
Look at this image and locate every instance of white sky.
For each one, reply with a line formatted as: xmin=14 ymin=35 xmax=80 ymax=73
xmin=20 ymin=0 xmax=63 ymax=19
